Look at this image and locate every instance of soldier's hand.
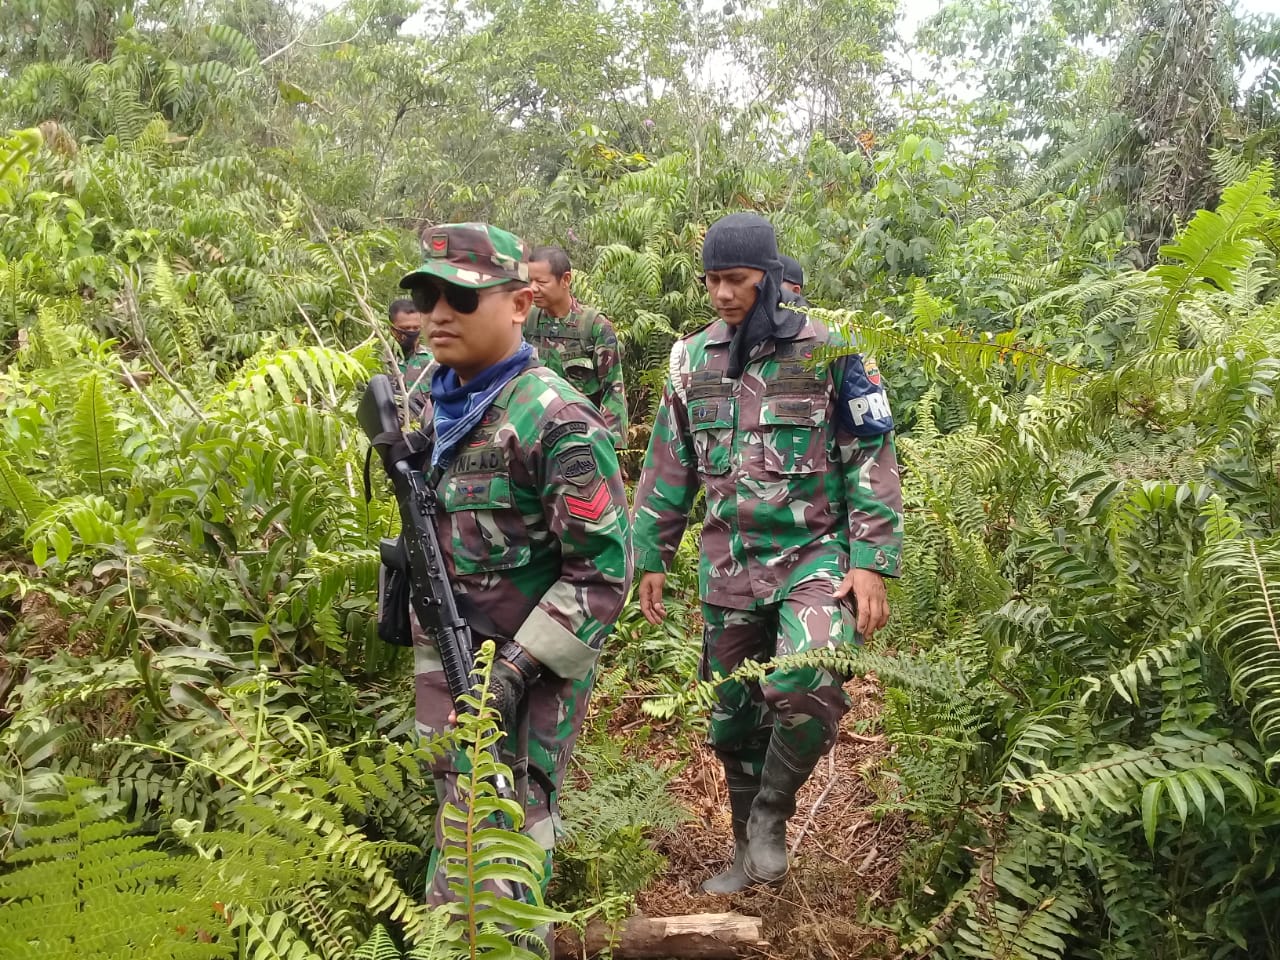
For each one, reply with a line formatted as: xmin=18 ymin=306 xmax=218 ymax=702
xmin=834 ymin=568 xmax=890 ymax=639
xmin=485 ymin=659 xmax=527 ymax=734
xmin=639 ymin=572 xmax=668 ymax=625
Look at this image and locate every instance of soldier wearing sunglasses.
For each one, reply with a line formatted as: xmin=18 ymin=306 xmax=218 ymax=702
xmin=395 ymin=223 xmax=633 ymax=920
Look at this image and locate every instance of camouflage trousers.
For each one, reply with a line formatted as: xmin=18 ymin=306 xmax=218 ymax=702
xmin=413 ymin=638 xmax=595 ymax=905
xmin=701 ymin=576 xmax=857 ymax=779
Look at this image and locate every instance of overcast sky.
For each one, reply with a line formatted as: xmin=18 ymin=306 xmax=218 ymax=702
xmin=896 ymin=0 xmax=1277 ymax=34
xmin=326 ymin=0 xmax=1278 ymax=101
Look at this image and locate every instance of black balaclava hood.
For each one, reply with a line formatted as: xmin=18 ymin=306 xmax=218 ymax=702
xmin=779 ymin=254 xmax=804 ymax=288
xmin=702 ymin=213 xmax=801 ymax=378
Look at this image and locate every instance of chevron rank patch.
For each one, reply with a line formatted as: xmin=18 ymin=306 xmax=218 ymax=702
xmin=564 ymin=482 xmax=610 ymax=522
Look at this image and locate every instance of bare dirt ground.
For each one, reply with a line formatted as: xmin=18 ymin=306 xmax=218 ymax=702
xmin=607 ymin=675 xmax=910 ymax=959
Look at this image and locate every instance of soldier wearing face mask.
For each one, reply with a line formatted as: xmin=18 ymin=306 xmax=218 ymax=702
xmin=388 ymin=298 xmax=433 ymax=395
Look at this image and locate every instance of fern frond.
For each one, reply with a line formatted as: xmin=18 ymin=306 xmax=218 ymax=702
xmin=1202 ymin=538 xmax=1280 ymax=762
xmin=1146 ymin=163 xmax=1275 ymax=347
xmin=353 ymin=925 xmax=402 ymax=960
xmin=67 ymin=372 xmax=129 ymax=496
xmin=0 ymin=451 xmax=50 ymax=531
xmin=0 ymin=778 xmax=234 ymax=958
xmin=1005 ymin=732 xmax=1257 ymax=837
xmin=1101 ymin=631 xmax=1196 ymax=706
xmin=216 ymin=346 xmax=369 ymax=415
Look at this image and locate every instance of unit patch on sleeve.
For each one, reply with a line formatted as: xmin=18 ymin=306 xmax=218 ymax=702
xmin=837 ymin=355 xmax=894 ymax=437
xmin=556 ymin=445 xmax=600 ymax=488
xmin=545 ymin=420 xmax=589 ymax=447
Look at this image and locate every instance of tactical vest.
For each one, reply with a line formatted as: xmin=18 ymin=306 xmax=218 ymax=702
xmin=525 ymin=306 xmax=599 ymax=386
xmin=684 ymin=336 xmax=831 ymax=479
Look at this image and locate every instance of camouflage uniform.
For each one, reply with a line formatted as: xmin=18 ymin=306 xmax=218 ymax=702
xmin=409 ymin=363 xmax=629 ymax=911
xmin=632 ymin=315 xmax=902 ymax=777
xmin=413 ymin=361 xmax=631 ymax=901
xmin=525 ymin=301 xmax=628 ymax=449
xmin=397 ymin=223 xmax=633 ymax=906
xmin=399 ymin=343 xmax=435 ymax=396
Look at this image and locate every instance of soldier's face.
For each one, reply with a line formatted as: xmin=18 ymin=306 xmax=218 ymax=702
xmin=425 ymin=280 xmax=533 ymax=382
xmin=704 ymin=268 xmax=764 ymax=326
xmin=391 ymin=308 xmax=422 ymax=332
xmin=528 ymin=260 xmax=571 ymax=311
xmin=390 ymin=309 xmax=423 ymax=351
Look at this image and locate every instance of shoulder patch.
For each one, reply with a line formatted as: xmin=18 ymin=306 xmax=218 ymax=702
xmin=837 ymin=355 xmax=894 ymax=437
xmin=563 ymin=482 xmax=610 ymax=522
xmin=556 ymin=444 xmax=599 ymax=488
xmin=545 ymin=420 xmax=589 ymax=447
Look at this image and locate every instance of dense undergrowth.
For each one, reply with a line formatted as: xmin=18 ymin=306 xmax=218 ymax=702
xmin=3 ymin=0 xmax=1280 ymax=957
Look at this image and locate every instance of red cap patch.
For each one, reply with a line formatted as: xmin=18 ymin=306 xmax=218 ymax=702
xmin=429 ymin=234 xmax=448 ymax=257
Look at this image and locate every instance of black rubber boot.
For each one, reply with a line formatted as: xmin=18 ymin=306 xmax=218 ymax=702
xmin=743 ymin=739 xmax=820 ymax=885
xmin=701 ymin=775 xmax=757 ymax=894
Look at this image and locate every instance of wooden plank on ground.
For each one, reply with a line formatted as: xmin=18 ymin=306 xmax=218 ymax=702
xmin=554 ymin=912 xmax=768 ymax=958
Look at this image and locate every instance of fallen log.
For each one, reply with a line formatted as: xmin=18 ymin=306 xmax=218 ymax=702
xmin=555 ymin=912 xmax=768 ymax=959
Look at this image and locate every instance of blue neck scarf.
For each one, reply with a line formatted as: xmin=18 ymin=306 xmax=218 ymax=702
xmin=429 ymin=341 xmax=532 ymax=470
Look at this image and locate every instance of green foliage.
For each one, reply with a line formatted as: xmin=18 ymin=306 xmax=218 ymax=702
xmin=1147 ymin=163 xmax=1276 ymax=347
xmin=68 ymin=371 xmax=128 ymax=494
xmin=1203 ymin=538 xmax=1280 ymax=767
xmin=0 ymin=777 xmax=235 ymax=959
xmin=1 ymin=2 xmax=1279 ymax=957
xmin=0 ymin=126 xmax=42 ymax=207
xmin=434 ymin=645 xmax=570 ymax=957
xmin=867 ymin=167 xmax=1280 ymax=959
xmin=554 ymin=761 xmax=689 ymax=919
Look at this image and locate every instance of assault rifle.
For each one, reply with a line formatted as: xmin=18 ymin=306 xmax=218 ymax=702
xmin=358 ymin=373 xmax=516 ymax=823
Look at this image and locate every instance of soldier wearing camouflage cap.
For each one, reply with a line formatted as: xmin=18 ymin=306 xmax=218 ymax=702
xmin=398 ymin=222 xmax=633 ymax=914
xmin=632 ymin=212 xmax=902 ymax=893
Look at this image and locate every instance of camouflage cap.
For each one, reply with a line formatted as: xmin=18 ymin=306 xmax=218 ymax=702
xmin=400 ymin=222 xmax=531 ymax=290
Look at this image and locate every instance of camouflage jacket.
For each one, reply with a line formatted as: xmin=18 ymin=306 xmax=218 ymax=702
xmin=525 ymin=301 xmax=628 ymax=449
xmin=632 ymin=314 xmax=903 ymax=611
xmin=416 ymin=359 xmax=633 ymax=679
xmin=398 ymin=344 xmax=434 ymax=396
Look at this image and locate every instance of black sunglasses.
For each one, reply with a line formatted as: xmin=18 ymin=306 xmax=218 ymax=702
xmin=408 ymin=280 xmax=516 ymax=315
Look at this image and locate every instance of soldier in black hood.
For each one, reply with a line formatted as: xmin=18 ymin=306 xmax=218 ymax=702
xmin=779 ymin=254 xmax=805 ymax=298
xmin=700 ymin=212 xmax=806 ymax=378
xmin=636 ymin=211 xmax=903 ymax=894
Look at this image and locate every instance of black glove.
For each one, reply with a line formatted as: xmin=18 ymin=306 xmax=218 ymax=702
xmin=484 ymin=643 xmax=542 ymax=734
xmin=485 ymin=659 xmax=527 ymax=734
xmin=374 ymin=425 xmax=430 ymax=475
